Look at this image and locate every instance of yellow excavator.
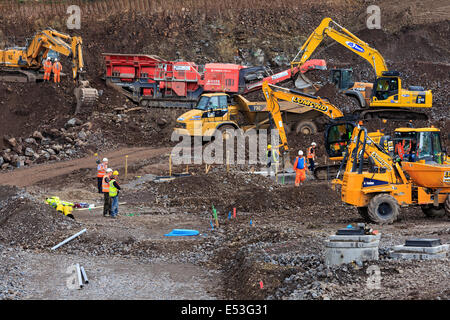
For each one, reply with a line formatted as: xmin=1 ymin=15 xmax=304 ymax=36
xmin=0 ymin=28 xmax=98 ymax=113
xmin=291 ymin=17 xmax=432 ymax=120
xmin=262 ymin=81 xmax=386 ymax=179
xmin=332 ymin=123 xmax=449 ymax=223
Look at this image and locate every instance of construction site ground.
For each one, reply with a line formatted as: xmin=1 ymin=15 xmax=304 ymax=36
xmin=0 ymin=0 xmax=449 ymax=301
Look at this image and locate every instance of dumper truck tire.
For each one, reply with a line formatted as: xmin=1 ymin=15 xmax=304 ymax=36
xmin=295 ymin=120 xmax=317 ymax=135
xmin=421 ymin=204 xmax=446 ymax=218
xmin=367 ymin=194 xmax=399 ymax=224
xmin=445 ymin=195 xmax=450 ymax=216
xmin=357 ymin=207 xmax=370 ymax=222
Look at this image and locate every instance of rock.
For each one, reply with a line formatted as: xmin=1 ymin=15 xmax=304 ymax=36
xmin=24 ymin=147 xmax=35 ymax=157
xmin=32 ymin=131 xmax=44 ymax=140
xmin=4 ymin=137 xmax=17 ymax=148
xmin=65 ymin=118 xmax=82 ymax=128
xmin=1 ymin=151 xmax=11 ymax=163
xmin=46 ymin=148 xmax=56 ymax=155
xmin=81 ymin=122 xmax=93 ymax=130
xmin=156 ymin=118 xmax=168 ymax=127
xmin=0 ymin=156 xmax=3 ymax=166
xmin=24 ymin=138 xmax=36 ymax=145
xmin=52 ymin=144 xmax=63 ymax=152
xmin=77 ymin=131 xmax=87 ymax=140
xmin=1 ymin=163 xmax=8 ymax=170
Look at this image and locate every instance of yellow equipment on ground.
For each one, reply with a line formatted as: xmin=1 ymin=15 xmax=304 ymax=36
xmin=173 ymin=88 xmax=337 ymax=142
xmin=0 ymin=28 xmax=98 ymax=113
xmin=261 ymin=82 xmax=385 ymax=178
xmin=291 ymin=17 xmax=432 ymax=120
xmin=46 ymin=196 xmax=75 ymax=219
xmin=333 ymin=124 xmax=449 ymax=224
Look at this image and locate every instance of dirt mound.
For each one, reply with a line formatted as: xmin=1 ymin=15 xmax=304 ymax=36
xmin=138 ymin=171 xmax=341 ymax=214
xmin=0 ymin=185 xmax=79 ymax=248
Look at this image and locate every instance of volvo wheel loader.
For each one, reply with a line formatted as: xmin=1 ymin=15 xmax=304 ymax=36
xmin=291 ymin=17 xmax=432 ymax=120
xmin=0 ymin=28 xmax=98 ymax=113
xmin=332 ymin=123 xmax=449 ymax=224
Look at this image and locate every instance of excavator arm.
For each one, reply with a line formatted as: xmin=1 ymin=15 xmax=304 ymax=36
xmin=262 ymin=81 xmax=345 ymax=152
xmin=291 ymin=17 xmax=388 ymax=77
xmin=23 ymin=29 xmax=85 ymax=81
xmin=0 ymin=28 xmax=98 ymax=112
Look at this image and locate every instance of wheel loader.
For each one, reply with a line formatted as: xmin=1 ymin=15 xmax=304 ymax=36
xmin=332 ymin=123 xmax=450 ymax=224
xmin=0 ymin=28 xmax=98 ymax=113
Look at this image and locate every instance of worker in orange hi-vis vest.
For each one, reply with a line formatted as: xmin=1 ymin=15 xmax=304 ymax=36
xmin=52 ymin=58 xmax=62 ymax=83
xmin=293 ymin=150 xmax=308 ymax=187
xmin=97 ymin=158 xmax=108 ymax=194
xmin=307 ymin=142 xmax=317 ymax=172
xmin=43 ymin=57 xmax=53 ymax=81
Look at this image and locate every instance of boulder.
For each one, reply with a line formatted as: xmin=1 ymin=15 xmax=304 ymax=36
xmin=0 ymin=156 xmax=3 ymax=166
xmin=4 ymin=136 xmax=17 ymax=148
xmin=65 ymin=118 xmax=82 ymax=128
xmin=24 ymin=147 xmax=35 ymax=157
xmin=24 ymin=138 xmax=37 ymax=145
xmin=77 ymin=131 xmax=87 ymax=140
xmin=32 ymin=131 xmax=44 ymax=140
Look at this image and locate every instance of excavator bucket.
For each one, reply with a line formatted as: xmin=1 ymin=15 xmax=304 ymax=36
xmin=294 ymin=73 xmax=319 ymax=94
xmin=74 ymin=80 xmax=99 ymax=114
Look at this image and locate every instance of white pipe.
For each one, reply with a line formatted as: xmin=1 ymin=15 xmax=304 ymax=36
xmin=76 ymin=263 xmax=83 ymax=289
xmin=51 ymin=228 xmax=87 ymax=250
xmin=80 ymin=266 xmax=89 ymax=284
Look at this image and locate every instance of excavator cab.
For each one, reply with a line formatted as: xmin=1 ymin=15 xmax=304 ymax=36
xmin=330 ymin=68 xmax=354 ymax=90
xmin=372 ymin=72 xmax=400 ymax=101
xmin=324 ymin=122 xmax=356 ymax=159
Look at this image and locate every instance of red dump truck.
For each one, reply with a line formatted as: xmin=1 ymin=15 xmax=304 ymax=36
xmin=102 ymin=53 xmax=325 ymax=108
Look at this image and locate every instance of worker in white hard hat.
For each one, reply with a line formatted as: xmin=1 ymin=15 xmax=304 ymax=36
xmin=307 ymin=142 xmax=317 ymax=173
xmin=52 ymin=57 xmax=62 ymax=83
xmin=266 ymin=144 xmax=280 ymax=177
xmin=102 ymin=168 xmax=113 ymax=217
xmin=97 ymin=157 xmax=108 ymax=193
xmin=293 ymin=150 xmax=308 ymax=187
xmin=43 ymin=56 xmax=53 ymax=81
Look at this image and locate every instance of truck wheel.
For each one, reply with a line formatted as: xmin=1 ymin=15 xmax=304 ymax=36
xmin=357 ymin=207 xmax=370 ymax=221
xmin=295 ymin=121 xmax=317 ymax=135
xmin=445 ymin=195 xmax=450 ymax=216
xmin=217 ymin=125 xmax=235 ymax=141
xmin=421 ymin=204 xmax=446 ymax=218
xmin=367 ymin=194 xmax=399 ymax=224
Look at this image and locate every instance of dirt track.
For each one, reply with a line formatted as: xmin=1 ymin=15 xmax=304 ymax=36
xmin=0 ymin=0 xmax=449 ymax=301
xmin=0 ymin=147 xmax=170 ymax=187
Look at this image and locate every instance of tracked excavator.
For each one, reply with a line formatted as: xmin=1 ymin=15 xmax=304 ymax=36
xmin=331 ymin=123 xmax=449 ymax=224
xmin=291 ymin=17 xmax=432 ymax=120
xmin=262 ymin=81 xmax=386 ymax=180
xmin=0 ymin=28 xmax=98 ymax=113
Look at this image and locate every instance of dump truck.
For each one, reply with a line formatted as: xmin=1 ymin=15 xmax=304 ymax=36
xmin=102 ymin=53 xmax=326 ymax=108
xmin=173 ymin=86 xmax=335 ymax=143
xmin=333 ymin=123 xmax=449 ymax=224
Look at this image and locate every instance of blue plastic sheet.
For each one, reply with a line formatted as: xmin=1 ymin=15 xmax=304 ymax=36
xmin=164 ymin=229 xmax=200 ymax=237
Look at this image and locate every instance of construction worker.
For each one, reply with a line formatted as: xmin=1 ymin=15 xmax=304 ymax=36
xmin=43 ymin=57 xmax=53 ymax=81
xmin=109 ymin=170 xmax=121 ymax=219
xmin=97 ymin=158 xmax=108 ymax=194
xmin=293 ymin=150 xmax=308 ymax=187
xmin=307 ymin=142 xmax=317 ymax=172
xmin=52 ymin=58 xmax=62 ymax=83
xmin=266 ymin=144 xmax=279 ymax=176
xmin=102 ymin=168 xmax=113 ymax=217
